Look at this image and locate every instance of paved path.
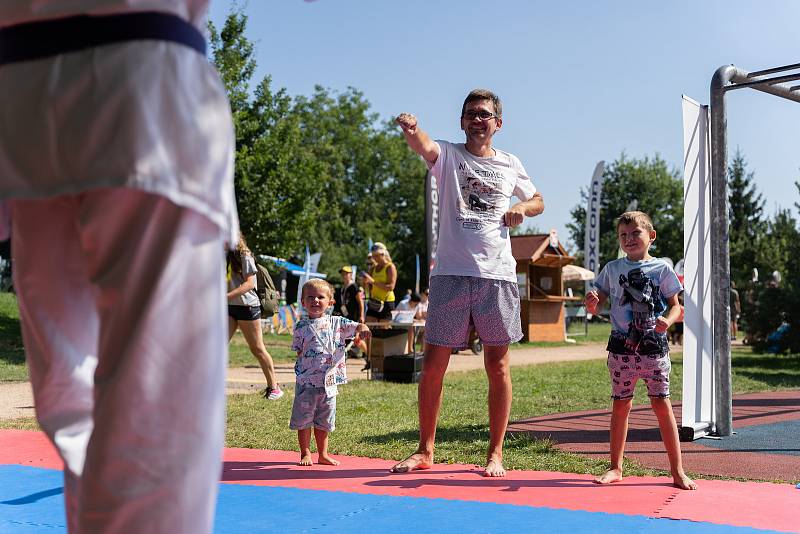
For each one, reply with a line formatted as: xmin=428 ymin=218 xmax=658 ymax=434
xmin=1 ymin=343 xmax=608 ymax=420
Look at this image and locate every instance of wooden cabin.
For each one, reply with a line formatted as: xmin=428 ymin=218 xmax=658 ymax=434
xmin=511 ymin=231 xmax=580 ymax=342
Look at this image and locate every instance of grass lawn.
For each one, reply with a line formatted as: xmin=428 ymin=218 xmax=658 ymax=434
xmin=0 ymin=305 xmax=611 ymax=375
xmin=230 ymin=331 xmax=296 ymax=366
xmin=224 ymin=348 xmax=800 ymax=480
xmin=2 ymin=293 xmax=799 ymax=481
xmin=0 ymin=291 xmax=296 ymax=380
xmin=0 ymin=293 xmax=25 ymax=382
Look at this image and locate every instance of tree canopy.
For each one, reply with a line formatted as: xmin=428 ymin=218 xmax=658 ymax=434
xmin=567 ymin=154 xmax=684 ymax=266
xmin=209 ymin=10 xmax=427 ymax=293
xmin=727 ymin=149 xmax=767 ymax=286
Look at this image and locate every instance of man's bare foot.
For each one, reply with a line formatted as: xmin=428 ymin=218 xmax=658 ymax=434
xmin=594 ymin=468 xmax=623 ymax=484
xmin=298 ymin=453 xmax=313 ymax=466
xmin=483 ymin=457 xmax=506 ymax=477
xmin=390 ymin=452 xmax=432 ymax=473
xmin=318 ymin=454 xmax=340 ymax=466
xmin=673 ymin=472 xmax=698 ymax=490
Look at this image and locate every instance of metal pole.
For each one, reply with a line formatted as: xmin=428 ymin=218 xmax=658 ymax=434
xmin=709 ymin=65 xmax=736 ymax=436
xmin=726 ymin=68 xmax=800 ymax=103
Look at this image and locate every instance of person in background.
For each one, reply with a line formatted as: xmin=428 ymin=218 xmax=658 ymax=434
xmin=227 ymin=237 xmax=283 ymax=400
xmin=730 ymin=280 xmax=741 ymax=341
xmin=398 ymin=288 xmax=412 ymax=307
xmin=669 ymin=291 xmax=685 ymax=346
xmin=0 ymin=3 xmax=237 ymax=531
xmin=417 ymin=288 xmax=430 ymax=320
xmin=361 ymin=242 xmax=397 ymax=322
xmin=395 ymin=292 xmax=422 ymax=353
xmin=395 ymin=292 xmax=421 ymax=313
xmin=334 ymin=266 xmax=367 ymax=359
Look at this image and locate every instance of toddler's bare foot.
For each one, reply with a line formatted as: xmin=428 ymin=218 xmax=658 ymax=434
xmin=483 ymin=456 xmax=506 ymax=477
xmin=390 ymin=452 xmax=432 ymax=473
xmin=298 ymin=453 xmax=313 ymax=466
xmin=318 ymin=454 xmax=340 ymax=466
xmin=673 ymin=472 xmax=698 ymax=490
xmin=594 ymin=468 xmax=623 ymax=484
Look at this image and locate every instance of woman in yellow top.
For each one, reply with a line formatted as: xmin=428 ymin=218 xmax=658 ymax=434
xmin=361 ymin=242 xmax=397 ymax=322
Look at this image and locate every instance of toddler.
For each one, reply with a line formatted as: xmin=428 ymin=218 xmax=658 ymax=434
xmin=291 ymin=278 xmax=370 ymax=465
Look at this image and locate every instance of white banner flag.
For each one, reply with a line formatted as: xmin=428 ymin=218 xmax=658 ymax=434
xmin=681 ymin=95 xmax=714 ymax=438
xmin=584 ymin=161 xmax=605 ymax=276
xmin=425 ymin=171 xmax=440 ymax=278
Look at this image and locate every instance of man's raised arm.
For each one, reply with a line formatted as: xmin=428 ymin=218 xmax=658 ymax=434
xmin=396 ymin=113 xmax=440 ymax=165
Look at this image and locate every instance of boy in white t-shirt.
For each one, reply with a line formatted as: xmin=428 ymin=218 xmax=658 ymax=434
xmin=291 ymin=278 xmax=371 ymax=466
xmin=585 ymin=211 xmax=696 ymax=490
xmin=392 ymin=89 xmax=544 ymax=477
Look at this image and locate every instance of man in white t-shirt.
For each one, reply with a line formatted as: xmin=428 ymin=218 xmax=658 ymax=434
xmin=391 ymin=89 xmax=544 ymax=477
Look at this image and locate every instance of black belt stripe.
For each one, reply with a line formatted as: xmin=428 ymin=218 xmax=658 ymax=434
xmin=0 ymin=11 xmax=206 ymax=66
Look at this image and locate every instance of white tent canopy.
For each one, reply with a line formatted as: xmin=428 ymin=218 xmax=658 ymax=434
xmin=562 ymin=264 xmax=595 ymax=282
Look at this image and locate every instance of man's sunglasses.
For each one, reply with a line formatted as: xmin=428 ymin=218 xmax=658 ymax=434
xmin=462 ymin=110 xmax=498 ymax=121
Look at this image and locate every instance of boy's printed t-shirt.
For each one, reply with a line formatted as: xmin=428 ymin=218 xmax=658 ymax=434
xmin=292 ymin=316 xmax=358 ymax=394
xmin=428 ymin=140 xmax=536 ymax=283
xmin=593 ymin=257 xmax=683 ymax=355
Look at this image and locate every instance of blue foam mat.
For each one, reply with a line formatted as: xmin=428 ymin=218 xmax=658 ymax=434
xmin=0 ymin=466 xmax=784 ymax=533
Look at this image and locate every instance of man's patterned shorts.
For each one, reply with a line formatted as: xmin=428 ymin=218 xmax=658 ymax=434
xmin=424 ymin=275 xmax=522 ymax=349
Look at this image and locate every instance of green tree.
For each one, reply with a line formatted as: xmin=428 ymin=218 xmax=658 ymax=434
xmin=291 ymin=88 xmax=427 ymax=290
xmin=567 ymin=154 xmax=684 ymax=266
xmin=743 ymin=182 xmax=800 ymax=353
xmin=209 ymin=11 xmax=324 ymax=258
xmin=209 ymin=9 xmax=427 ymax=293
xmin=727 ymin=149 xmax=767 ymax=286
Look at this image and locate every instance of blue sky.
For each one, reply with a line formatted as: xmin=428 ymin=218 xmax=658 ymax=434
xmin=208 ymin=0 xmax=800 ymax=254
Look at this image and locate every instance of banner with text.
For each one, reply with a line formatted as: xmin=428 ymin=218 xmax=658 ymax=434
xmin=584 ymin=161 xmax=605 ymax=279
xmin=424 ymin=171 xmax=440 ymax=280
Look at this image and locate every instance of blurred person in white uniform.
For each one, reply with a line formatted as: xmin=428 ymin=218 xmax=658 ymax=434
xmin=0 ymin=2 xmax=236 ymax=532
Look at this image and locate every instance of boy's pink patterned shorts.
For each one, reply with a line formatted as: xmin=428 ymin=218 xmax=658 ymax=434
xmin=607 ymin=351 xmax=671 ymax=400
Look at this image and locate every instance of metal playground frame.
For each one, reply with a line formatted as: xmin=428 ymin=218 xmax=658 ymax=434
xmin=681 ymin=62 xmax=800 ymax=440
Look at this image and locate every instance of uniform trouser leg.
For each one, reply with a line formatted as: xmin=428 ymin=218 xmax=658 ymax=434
xmin=11 ymin=189 xmax=227 ymax=533
xmin=11 ymin=197 xmax=97 ymax=530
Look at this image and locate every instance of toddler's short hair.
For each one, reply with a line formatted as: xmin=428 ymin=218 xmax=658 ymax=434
xmin=616 ymin=211 xmax=654 ymax=233
xmin=302 ymin=278 xmax=334 ymax=300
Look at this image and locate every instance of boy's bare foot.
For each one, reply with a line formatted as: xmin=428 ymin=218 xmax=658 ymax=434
xmin=483 ymin=456 xmax=506 ymax=477
xmin=318 ymin=454 xmax=340 ymax=466
xmin=673 ymin=472 xmax=698 ymax=490
xmin=390 ymin=452 xmax=432 ymax=473
xmin=298 ymin=454 xmax=313 ymax=466
xmin=594 ymin=468 xmax=623 ymax=484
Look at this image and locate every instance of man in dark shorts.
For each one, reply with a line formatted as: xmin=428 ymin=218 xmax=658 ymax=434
xmin=392 ymin=89 xmax=544 ymax=477
xmin=334 ymin=266 xmax=366 ymax=359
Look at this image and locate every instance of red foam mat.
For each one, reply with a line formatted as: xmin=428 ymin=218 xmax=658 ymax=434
xmin=660 ymin=479 xmax=798 ymax=533
xmin=2 ymin=430 xmax=796 ymax=532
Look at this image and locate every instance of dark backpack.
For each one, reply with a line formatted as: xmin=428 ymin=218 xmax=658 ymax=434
xmin=255 ymin=264 xmax=279 ymax=318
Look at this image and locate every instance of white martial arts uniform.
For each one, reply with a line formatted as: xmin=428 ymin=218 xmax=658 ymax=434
xmin=0 ymin=2 xmax=236 ymax=532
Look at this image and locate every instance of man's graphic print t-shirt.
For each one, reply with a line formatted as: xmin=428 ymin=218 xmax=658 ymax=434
xmin=593 ymin=257 xmax=683 ymax=355
xmin=428 ymin=140 xmax=536 ymax=282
